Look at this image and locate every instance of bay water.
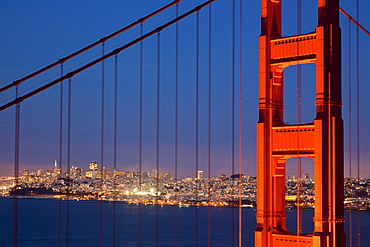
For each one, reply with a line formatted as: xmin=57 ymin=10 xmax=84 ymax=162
xmin=0 ymin=198 xmax=368 ymax=246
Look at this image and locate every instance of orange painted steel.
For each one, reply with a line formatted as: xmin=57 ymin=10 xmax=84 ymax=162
xmin=255 ymin=0 xmax=345 ymax=246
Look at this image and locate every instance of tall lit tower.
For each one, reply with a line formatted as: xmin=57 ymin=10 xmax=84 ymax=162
xmin=54 ymin=159 xmax=62 ymax=175
xmin=89 ymin=161 xmax=99 ymax=171
xmin=255 ymin=0 xmax=345 ymax=246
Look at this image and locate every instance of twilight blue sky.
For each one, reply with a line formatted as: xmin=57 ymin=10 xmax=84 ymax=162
xmin=0 ymin=0 xmax=369 ymax=178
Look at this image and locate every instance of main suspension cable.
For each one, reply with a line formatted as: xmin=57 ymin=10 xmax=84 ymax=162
xmin=0 ymin=0 xmax=183 ymax=93
xmin=0 ymin=0 xmax=217 ymax=112
xmin=339 ymin=8 xmax=369 ymax=36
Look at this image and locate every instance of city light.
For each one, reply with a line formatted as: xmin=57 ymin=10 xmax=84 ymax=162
xmin=0 ymin=164 xmax=368 ymax=210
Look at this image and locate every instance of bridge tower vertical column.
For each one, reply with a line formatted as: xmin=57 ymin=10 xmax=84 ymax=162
xmin=313 ymin=0 xmax=345 ymax=246
xmin=255 ymin=0 xmax=345 ymax=246
xmin=255 ymin=1 xmax=284 ymax=246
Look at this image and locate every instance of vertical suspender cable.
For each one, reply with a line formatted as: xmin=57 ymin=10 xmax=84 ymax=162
xmin=139 ymin=23 xmax=144 ymax=191
xmin=231 ymin=0 xmax=236 ymax=245
xmin=355 ymin=1 xmax=361 ymax=245
xmin=100 ymin=42 xmax=105 ymax=247
xmin=12 ymin=85 xmax=20 ymax=247
xmin=195 ymin=10 xmax=200 ymax=247
xmin=174 ymin=3 xmax=179 ymax=247
xmin=58 ymin=64 xmax=64 ymax=247
xmin=112 ymin=54 xmax=118 ymax=247
xmin=155 ymin=32 xmax=161 ymax=247
xmin=348 ymin=19 xmax=353 ymax=247
xmin=238 ymin=0 xmax=243 ymax=246
xmin=66 ymin=77 xmax=72 ymax=247
xmin=207 ymin=4 xmax=212 ymax=247
xmin=138 ymin=22 xmax=143 ymax=247
xmin=296 ymin=0 xmax=302 ymax=237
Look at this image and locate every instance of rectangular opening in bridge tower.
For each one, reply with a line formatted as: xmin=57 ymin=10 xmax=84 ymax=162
xmin=255 ymin=1 xmax=345 ymax=247
xmin=283 ymin=63 xmax=316 ymax=125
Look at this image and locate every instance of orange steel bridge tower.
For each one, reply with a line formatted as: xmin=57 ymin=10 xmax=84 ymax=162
xmin=255 ymin=0 xmax=345 ymax=247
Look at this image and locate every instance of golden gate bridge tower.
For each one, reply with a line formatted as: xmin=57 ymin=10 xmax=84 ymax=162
xmin=255 ymin=0 xmax=345 ymax=246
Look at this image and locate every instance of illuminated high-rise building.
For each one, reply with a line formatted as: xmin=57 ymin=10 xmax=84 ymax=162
xmin=197 ymin=171 xmax=203 ymax=180
xmin=152 ymin=169 xmax=158 ymax=178
xmin=22 ymin=169 xmax=30 ymax=182
xmin=54 ymin=169 xmax=62 ymax=176
xmin=53 ymin=159 xmax=58 ymax=172
xmin=86 ymin=161 xmax=99 ymax=178
xmin=70 ymin=166 xmax=82 ymax=176
xmin=89 ymin=161 xmax=98 ymax=171
xmin=37 ymin=169 xmax=43 ymax=176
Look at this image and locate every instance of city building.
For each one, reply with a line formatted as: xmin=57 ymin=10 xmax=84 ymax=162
xmin=89 ymin=161 xmax=99 ymax=171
